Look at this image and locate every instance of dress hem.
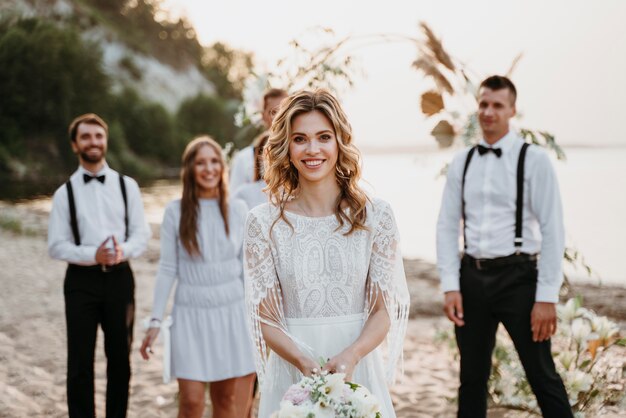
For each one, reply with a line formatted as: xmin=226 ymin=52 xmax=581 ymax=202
xmin=171 ymin=368 xmax=257 ymax=383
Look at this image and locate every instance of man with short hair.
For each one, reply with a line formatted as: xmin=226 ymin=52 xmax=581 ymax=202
xmin=437 ymin=76 xmax=573 ymax=417
xmin=48 ymin=113 xmax=151 ymax=417
xmin=229 ymin=88 xmax=288 ymax=193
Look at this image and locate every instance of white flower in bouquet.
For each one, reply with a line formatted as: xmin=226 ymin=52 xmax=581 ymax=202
xmin=351 ymin=386 xmax=381 ymax=417
xmin=276 ymin=400 xmax=311 ymax=418
xmin=319 ymin=372 xmax=346 ymax=402
xmin=312 ymin=399 xmax=336 ymax=418
xmin=273 ymin=372 xmax=382 ymax=418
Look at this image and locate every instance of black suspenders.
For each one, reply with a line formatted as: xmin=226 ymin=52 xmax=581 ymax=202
xmin=461 ymin=142 xmax=530 ymax=251
xmin=65 ymin=173 xmax=129 ymax=245
xmin=461 ymin=147 xmax=477 ymax=250
xmin=66 ymin=179 xmax=81 ymax=246
xmin=119 ymin=174 xmax=129 ymax=242
xmin=515 ymin=143 xmax=530 ymax=248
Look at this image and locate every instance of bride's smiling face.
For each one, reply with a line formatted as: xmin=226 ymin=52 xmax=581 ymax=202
xmin=288 ymin=110 xmax=338 ymax=184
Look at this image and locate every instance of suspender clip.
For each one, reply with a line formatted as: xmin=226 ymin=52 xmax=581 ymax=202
xmin=514 ymin=238 xmax=523 ymax=252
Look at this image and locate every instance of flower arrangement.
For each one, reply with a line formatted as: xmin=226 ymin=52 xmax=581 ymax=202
xmin=551 ymin=298 xmax=624 ymax=411
xmin=436 ymin=297 xmax=625 ymax=416
xmin=270 ymin=372 xmax=382 ymax=418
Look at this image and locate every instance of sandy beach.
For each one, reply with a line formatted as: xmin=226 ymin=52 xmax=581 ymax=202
xmin=0 ymin=199 xmax=624 ymax=417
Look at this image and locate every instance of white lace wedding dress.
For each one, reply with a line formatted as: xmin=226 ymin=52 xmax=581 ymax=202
xmin=244 ymin=198 xmax=409 ymax=418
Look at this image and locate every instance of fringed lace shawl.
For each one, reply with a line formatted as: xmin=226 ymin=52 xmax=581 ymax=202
xmin=243 ymin=198 xmax=410 ymax=386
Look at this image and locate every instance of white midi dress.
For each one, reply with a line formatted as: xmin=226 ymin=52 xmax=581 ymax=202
xmin=244 ymin=198 xmax=410 ymax=417
xmin=151 ymin=198 xmax=256 ymax=381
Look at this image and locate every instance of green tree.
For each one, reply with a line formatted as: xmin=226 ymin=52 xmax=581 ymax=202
xmin=0 ymin=17 xmax=111 ymax=171
xmin=88 ymin=0 xmax=127 ymax=14
xmin=201 ymin=42 xmax=254 ymax=101
xmin=176 ymin=94 xmax=239 ymax=146
xmin=0 ymin=11 xmax=261 ymax=185
xmin=111 ymin=88 xmax=178 ymax=163
xmin=119 ymin=0 xmax=203 ymax=69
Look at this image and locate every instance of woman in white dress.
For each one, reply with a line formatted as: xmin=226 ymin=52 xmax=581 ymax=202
xmin=244 ymin=89 xmax=410 ymax=417
xmin=140 ymin=136 xmax=256 ymax=418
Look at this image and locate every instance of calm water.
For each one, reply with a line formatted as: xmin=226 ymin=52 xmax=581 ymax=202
xmin=139 ymin=146 xmax=625 ymax=286
xmin=360 ymin=147 xmax=626 ymax=286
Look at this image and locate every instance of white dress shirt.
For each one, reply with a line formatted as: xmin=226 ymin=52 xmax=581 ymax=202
xmin=436 ymin=131 xmax=565 ymax=303
xmin=229 ymin=146 xmax=254 ymax=194
xmin=48 ymin=162 xmax=151 ymax=265
xmin=231 ymin=180 xmax=268 ymax=211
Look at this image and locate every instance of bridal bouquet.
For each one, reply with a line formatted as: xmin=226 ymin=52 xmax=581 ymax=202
xmin=271 ymin=372 xmax=382 ymax=418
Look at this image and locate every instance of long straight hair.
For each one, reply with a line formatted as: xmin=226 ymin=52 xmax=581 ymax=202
xmin=179 ymin=136 xmax=229 ymax=256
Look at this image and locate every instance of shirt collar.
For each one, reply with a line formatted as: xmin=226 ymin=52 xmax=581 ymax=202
xmin=77 ymin=161 xmax=109 ymax=177
xmin=479 ymin=130 xmax=517 ymax=154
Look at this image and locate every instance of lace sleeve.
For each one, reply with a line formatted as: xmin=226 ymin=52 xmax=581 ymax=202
xmin=366 ymin=200 xmax=410 ymax=384
xmin=243 ymin=208 xmax=288 ymax=384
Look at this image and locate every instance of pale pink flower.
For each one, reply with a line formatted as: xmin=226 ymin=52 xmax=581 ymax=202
xmin=282 ymin=384 xmax=311 ymax=405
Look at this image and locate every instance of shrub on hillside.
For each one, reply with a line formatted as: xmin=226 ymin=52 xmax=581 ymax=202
xmin=0 ymin=17 xmax=111 ymax=163
xmin=111 ymin=88 xmax=179 ymax=164
xmin=176 ymin=94 xmax=240 ymax=147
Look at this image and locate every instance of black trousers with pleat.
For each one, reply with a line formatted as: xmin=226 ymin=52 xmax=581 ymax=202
xmin=64 ymin=262 xmax=135 ymax=418
xmin=455 ymin=257 xmax=573 ymax=418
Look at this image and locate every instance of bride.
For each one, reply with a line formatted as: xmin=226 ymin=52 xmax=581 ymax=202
xmin=243 ymin=89 xmax=410 ymax=417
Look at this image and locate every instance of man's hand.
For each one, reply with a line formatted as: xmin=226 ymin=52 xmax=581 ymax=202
xmin=110 ymin=235 xmax=124 ymax=265
xmin=95 ymin=237 xmax=116 ymax=266
xmin=443 ymin=291 xmax=465 ymax=326
xmin=531 ymin=302 xmax=557 ymax=342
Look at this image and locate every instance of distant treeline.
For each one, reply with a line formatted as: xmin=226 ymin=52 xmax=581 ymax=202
xmin=0 ymin=0 xmax=261 ymax=185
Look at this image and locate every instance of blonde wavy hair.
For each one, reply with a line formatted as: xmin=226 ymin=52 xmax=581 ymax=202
xmin=263 ymin=89 xmax=369 ymax=234
xmin=180 ymin=136 xmax=230 ymax=257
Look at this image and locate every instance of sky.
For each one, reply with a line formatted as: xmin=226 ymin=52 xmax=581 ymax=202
xmin=162 ymin=0 xmax=626 ymax=149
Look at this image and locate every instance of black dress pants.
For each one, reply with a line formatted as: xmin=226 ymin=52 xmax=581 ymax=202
xmin=455 ymin=258 xmax=573 ymax=418
xmin=64 ymin=263 xmax=135 ymax=418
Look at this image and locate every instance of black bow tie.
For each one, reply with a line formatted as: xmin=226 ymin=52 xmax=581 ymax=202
xmin=477 ymin=145 xmax=502 ymax=157
xmin=83 ymin=174 xmax=106 ymax=184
